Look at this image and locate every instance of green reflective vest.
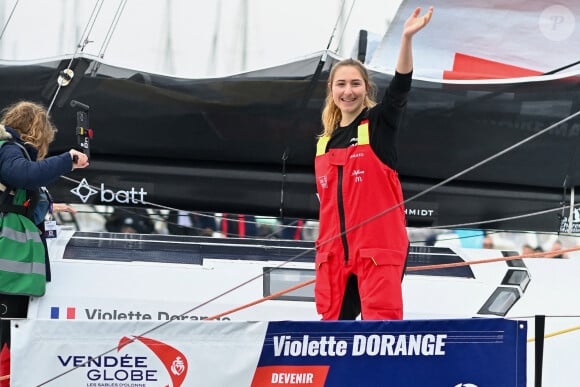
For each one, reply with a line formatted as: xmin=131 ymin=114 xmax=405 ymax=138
xmin=0 ymin=140 xmax=46 ymax=296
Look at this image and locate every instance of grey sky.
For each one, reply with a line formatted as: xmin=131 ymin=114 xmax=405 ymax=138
xmin=0 ymin=0 xmax=402 ymax=77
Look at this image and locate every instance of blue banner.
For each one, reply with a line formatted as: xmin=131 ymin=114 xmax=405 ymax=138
xmin=252 ymin=318 xmax=526 ymax=386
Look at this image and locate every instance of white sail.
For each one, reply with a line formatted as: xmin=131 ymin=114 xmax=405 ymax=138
xmin=371 ymin=0 xmax=580 ymax=78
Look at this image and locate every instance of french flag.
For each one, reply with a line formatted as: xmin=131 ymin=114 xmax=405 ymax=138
xmin=50 ymin=307 xmax=76 ymax=319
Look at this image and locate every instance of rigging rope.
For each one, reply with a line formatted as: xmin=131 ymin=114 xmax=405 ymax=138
xmin=27 ymin=244 xmax=580 ymax=385
xmin=333 ymin=0 xmax=357 ymax=53
xmin=45 ymin=0 xmax=128 ymax=115
xmin=90 ymin=0 xmax=128 ymax=76
xmin=93 ymin=108 xmax=580 ymax=322
xmin=425 ymin=204 xmax=572 ymax=230
xmin=203 ymin=245 xmax=580 ymax=320
xmin=328 ymin=109 xmax=580 ymax=247
xmin=528 ymin=325 xmax=580 ymax=342
xmin=47 ymin=0 xmax=105 ymax=114
xmin=49 ymin=107 xmax=580 ymax=359
xmin=0 ymin=0 xmax=19 ymax=42
xmin=58 ymin=176 xmax=580 ymax=239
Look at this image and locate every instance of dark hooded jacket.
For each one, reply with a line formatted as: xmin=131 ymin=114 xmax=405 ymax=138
xmin=0 ymin=124 xmax=75 ymax=283
xmin=0 ymin=124 xmax=72 ymax=190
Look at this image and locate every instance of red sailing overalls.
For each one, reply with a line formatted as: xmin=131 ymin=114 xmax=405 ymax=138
xmin=314 ymin=119 xmax=409 ymax=320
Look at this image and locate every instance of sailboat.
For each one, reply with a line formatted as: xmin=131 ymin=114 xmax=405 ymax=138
xmin=1 ymin=2 xmax=579 ymax=232
xmin=1 ymin=0 xmax=580 ymax=385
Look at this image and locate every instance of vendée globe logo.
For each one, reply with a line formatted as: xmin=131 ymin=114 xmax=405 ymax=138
xmin=57 ymin=335 xmax=188 ymax=386
xmin=70 ymin=178 xmax=148 ymax=204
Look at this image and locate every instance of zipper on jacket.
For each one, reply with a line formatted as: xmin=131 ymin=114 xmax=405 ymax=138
xmin=337 ymin=166 xmax=349 ymax=263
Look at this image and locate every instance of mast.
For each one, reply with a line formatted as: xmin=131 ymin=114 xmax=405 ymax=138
xmin=0 ymin=0 xmax=20 ymax=56
xmin=207 ymin=0 xmax=222 ymax=75
xmin=161 ymin=0 xmax=175 ymax=74
xmin=239 ymin=0 xmax=248 ymax=72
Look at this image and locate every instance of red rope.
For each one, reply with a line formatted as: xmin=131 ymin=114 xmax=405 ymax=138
xmin=205 ymin=246 xmax=580 ymax=320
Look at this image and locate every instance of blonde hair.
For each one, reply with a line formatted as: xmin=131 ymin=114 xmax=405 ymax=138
xmin=0 ymin=101 xmax=56 ymax=159
xmin=320 ymin=58 xmax=377 ymax=137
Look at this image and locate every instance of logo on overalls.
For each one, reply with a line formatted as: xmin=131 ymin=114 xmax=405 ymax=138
xmin=319 ymin=176 xmax=328 ymax=189
xmin=352 ymin=169 xmax=365 ymax=183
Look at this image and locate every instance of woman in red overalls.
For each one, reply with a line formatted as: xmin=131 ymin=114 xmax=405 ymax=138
xmin=314 ymin=6 xmax=433 ymax=320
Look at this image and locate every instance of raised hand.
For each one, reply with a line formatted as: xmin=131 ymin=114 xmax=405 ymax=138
xmin=403 ymin=6 xmax=434 ymax=38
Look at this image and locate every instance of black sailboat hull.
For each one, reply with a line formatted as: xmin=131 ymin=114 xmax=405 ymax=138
xmin=0 ymin=54 xmax=578 ymax=232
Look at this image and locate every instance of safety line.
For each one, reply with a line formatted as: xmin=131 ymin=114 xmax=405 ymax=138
xmin=24 ymin=244 xmax=580 ymax=385
xmin=205 ymin=278 xmax=316 ymax=321
xmin=323 ymin=109 xmax=580 ymax=250
xmin=59 ymin=175 xmax=320 ymax=236
xmin=58 ymin=174 xmax=579 ymax=239
xmin=204 ymin=246 xmax=580 ymax=321
xmin=52 ymin=107 xmax=580 ymax=328
xmin=527 ymin=325 xmax=580 ymax=343
xmin=424 ymin=203 xmax=577 ymax=231
xmin=406 ymin=245 xmax=580 ymax=271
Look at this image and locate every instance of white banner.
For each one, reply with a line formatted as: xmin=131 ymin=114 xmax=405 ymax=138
xmin=11 ymin=319 xmax=268 ymax=387
xmin=11 ymin=318 xmax=526 ymax=387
